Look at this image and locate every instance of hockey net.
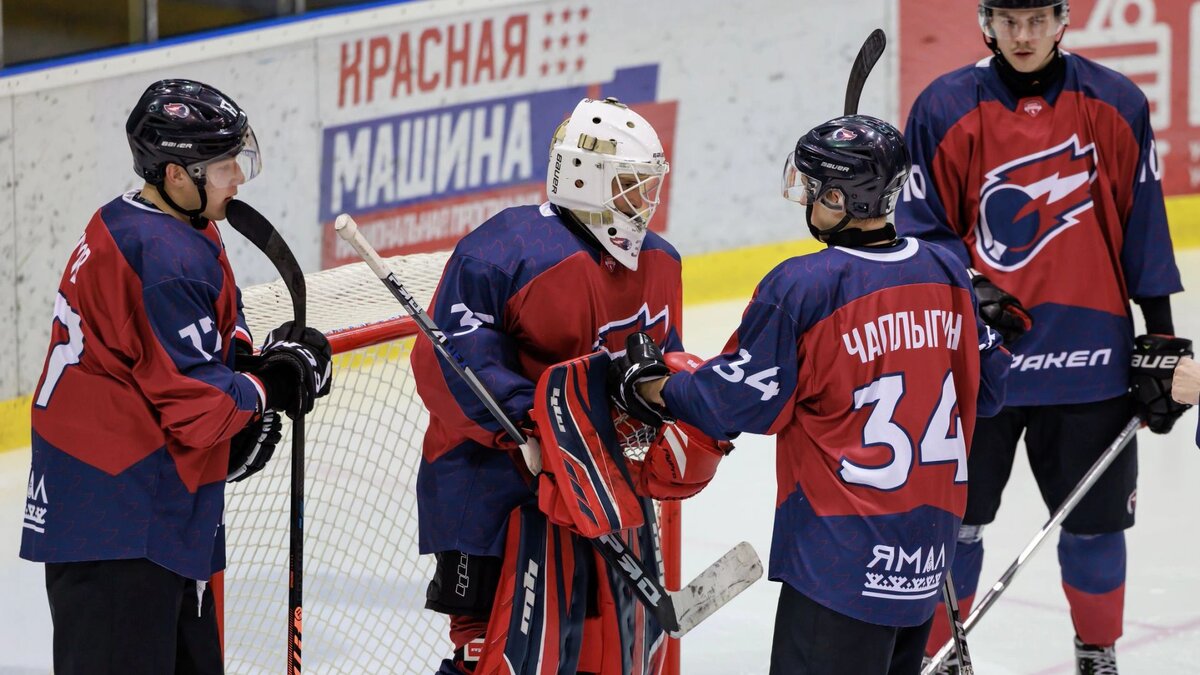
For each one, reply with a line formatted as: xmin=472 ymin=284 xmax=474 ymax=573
xmin=225 ymin=251 xmax=681 ymax=674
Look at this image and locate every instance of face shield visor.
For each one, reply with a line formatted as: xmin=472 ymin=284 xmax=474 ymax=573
xmin=979 ymin=6 xmax=1067 ymax=40
xmin=187 ymin=127 xmax=262 ymax=189
xmin=603 ymin=158 xmax=668 ymax=229
xmin=781 ymin=154 xmax=845 ymax=211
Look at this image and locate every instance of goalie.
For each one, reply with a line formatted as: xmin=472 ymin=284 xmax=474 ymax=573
xmin=410 ymin=97 xmax=729 ymax=675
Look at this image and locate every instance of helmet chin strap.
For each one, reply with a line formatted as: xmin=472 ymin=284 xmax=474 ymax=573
xmin=806 ymin=204 xmax=898 ymax=247
xmin=157 ymin=176 xmax=210 ymax=229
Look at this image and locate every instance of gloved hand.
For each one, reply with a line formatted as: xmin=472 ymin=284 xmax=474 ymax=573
xmin=970 ymin=269 xmax=1033 ymax=345
xmin=255 ymin=321 xmax=333 ymax=417
xmin=608 ymin=332 xmax=674 ymax=427
xmin=227 ymin=410 xmax=282 ymax=482
xmin=1131 ymin=334 xmax=1193 ymax=434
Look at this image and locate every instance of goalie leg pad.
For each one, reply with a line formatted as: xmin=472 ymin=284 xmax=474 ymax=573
xmin=532 ymin=352 xmax=644 ymax=538
xmin=591 ymin=501 xmax=670 ymax=674
xmin=473 ymin=503 xmax=591 ymax=675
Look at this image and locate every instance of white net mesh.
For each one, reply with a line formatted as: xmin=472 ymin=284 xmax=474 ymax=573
xmin=226 ymin=251 xmax=452 ymax=674
xmin=225 ymin=249 xmax=679 ymax=674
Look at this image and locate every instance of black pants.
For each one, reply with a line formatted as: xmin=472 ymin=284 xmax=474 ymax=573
xmin=45 ymin=558 xmax=222 ymax=675
xmin=964 ymin=395 xmax=1138 ymax=534
xmin=770 ymin=582 xmax=932 ymax=675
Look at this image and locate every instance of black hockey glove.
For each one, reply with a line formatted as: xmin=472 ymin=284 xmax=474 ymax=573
xmin=233 ymin=337 xmax=263 ymax=372
xmin=227 ymin=410 xmax=282 ymax=483
xmin=1130 ymin=334 xmax=1194 ymax=434
xmin=256 ymin=321 xmax=333 ymax=418
xmin=970 ymin=269 xmax=1033 ymax=346
xmin=608 ymin=332 xmax=674 ymax=428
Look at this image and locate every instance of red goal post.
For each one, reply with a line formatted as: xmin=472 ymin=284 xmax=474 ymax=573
xmin=225 ymin=250 xmax=681 ymax=674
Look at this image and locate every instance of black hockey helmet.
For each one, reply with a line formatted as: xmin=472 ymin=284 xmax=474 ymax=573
xmin=126 ymin=79 xmax=260 ymax=187
xmin=979 ymin=0 xmax=1069 ymax=38
xmin=783 ymin=114 xmax=910 ymax=220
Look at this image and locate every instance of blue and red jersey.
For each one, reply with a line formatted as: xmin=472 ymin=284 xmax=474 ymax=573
xmin=896 ymin=52 xmax=1183 ymax=406
xmin=663 ymin=239 xmax=1011 ymax=627
xmin=411 ymin=203 xmax=683 ymax=557
xmin=21 ymin=192 xmax=263 ymax=580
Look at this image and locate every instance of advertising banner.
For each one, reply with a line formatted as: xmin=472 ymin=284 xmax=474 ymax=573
xmin=316 ymin=5 xmax=677 ymax=267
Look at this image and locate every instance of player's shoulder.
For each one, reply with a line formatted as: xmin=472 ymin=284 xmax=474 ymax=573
xmin=452 ymin=202 xmax=581 ymax=277
xmin=1063 ymin=51 xmax=1149 ymax=120
xmin=764 ymin=239 xmax=967 ymax=298
xmin=99 ymin=191 xmax=224 ymax=286
xmin=640 ymin=229 xmax=681 ymax=264
xmin=909 ymin=60 xmax=988 ymax=126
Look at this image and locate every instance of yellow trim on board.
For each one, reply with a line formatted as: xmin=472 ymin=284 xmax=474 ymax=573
xmin=0 ymin=397 xmax=30 ymax=454
xmin=1167 ymin=194 xmax=1200 ymax=250
xmin=1 ymin=194 xmax=1196 ymax=454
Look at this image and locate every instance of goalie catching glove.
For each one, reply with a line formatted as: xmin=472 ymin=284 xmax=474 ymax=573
xmin=632 ymin=351 xmax=733 ymax=500
xmin=227 ymin=410 xmax=282 ymax=482
xmin=1131 ymin=334 xmax=1194 ymax=434
xmin=969 ymin=269 xmax=1033 ymax=345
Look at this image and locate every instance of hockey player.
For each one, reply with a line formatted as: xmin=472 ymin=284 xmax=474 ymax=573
xmin=894 ymin=1 xmax=1190 ymax=672
xmin=612 ymin=115 xmax=1011 ymax=675
xmin=20 ymin=79 xmax=332 ymax=675
xmin=411 ymin=97 xmax=728 ymax=675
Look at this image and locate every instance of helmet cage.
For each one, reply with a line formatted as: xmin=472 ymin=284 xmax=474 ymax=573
xmin=604 ymin=159 xmax=666 ymax=228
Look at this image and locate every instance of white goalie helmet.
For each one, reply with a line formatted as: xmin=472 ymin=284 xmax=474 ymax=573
xmin=546 ymin=97 xmax=669 ymax=271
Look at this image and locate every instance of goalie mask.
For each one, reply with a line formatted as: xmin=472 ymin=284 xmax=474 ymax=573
xmin=547 ymin=97 xmax=669 ymax=271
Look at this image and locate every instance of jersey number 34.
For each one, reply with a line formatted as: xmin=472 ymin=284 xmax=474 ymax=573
xmin=841 ymin=371 xmax=967 ymax=490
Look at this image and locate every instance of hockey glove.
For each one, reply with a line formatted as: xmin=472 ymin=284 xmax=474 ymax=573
xmin=970 ymin=269 xmax=1033 ymax=345
xmin=256 ymin=322 xmax=333 ymax=418
xmin=227 ymin=410 xmax=282 ymax=482
xmin=608 ymin=332 xmax=674 ymax=428
xmin=636 ymin=421 xmax=733 ymax=501
xmin=1131 ymin=334 xmax=1194 ymax=434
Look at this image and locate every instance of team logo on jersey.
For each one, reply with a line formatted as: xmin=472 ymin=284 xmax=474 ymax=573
xmin=863 ymin=542 xmax=946 ymax=601
xmin=593 ymin=303 xmax=670 ymax=356
xmin=23 ymin=471 xmax=49 ymax=534
xmin=1023 ymin=99 xmax=1044 ymax=117
xmin=976 ymin=134 xmax=1097 ymax=272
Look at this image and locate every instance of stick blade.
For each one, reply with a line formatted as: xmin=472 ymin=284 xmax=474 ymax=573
xmin=667 ymin=541 xmax=763 ymax=638
xmin=844 ymin=28 xmax=887 ymax=116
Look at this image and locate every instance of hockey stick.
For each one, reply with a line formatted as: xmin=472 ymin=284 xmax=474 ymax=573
xmin=922 ymin=416 xmax=1142 ymax=675
xmin=224 ymin=200 xmax=307 ymax=675
xmin=844 ymin=28 xmax=887 ymax=116
xmin=334 ymin=213 xmax=762 ymax=638
xmin=940 ymin=570 xmax=974 ymax=675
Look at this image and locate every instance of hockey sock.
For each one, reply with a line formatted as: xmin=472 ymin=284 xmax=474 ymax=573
xmin=1059 ymin=530 xmax=1126 ymax=646
xmin=925 ymin=530 xmax=984 ymax=657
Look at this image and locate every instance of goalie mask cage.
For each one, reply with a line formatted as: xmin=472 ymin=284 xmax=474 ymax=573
xmin=227 ymin=250 xmax=681 ymax=674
